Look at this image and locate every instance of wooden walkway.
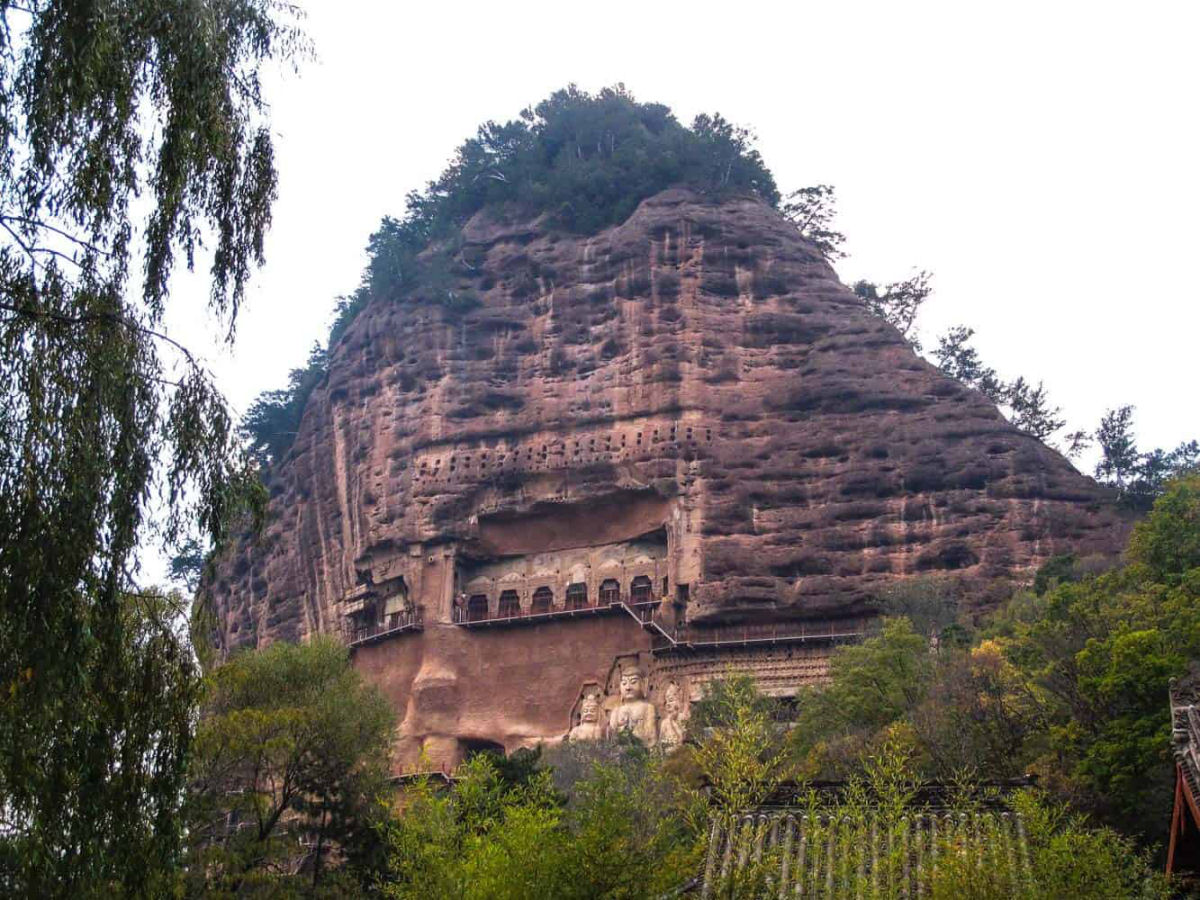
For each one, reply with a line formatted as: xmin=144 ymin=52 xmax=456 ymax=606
xmin=348 ymin=597 xmax=866 ymax=654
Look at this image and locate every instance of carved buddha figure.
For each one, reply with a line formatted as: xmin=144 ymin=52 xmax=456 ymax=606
xmin=567 ymin=688 xmax=605 ymax=743
xmin=657 ymin=680 xmax=687 ymax=751
xmin=609 ymin=667 xmax=657 ymax=745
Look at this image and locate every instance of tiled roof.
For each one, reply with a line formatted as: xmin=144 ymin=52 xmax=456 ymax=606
xmin=701 ymin=808 xmax=1031 ymax=898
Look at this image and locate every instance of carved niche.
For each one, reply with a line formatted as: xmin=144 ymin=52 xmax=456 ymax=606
xmin=561 ymin=659 xmax=693 ymax=750
xmin=566 ymin=683 xmax=606 ymax=743
xmin=607 ymin=658 xmax=658 ymax=746
xmin=656 ymin=679 xmax=689 ymax=751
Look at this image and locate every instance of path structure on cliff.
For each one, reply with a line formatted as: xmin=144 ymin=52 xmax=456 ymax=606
xmin=207 ymin=187 xmax=1121 ymax=770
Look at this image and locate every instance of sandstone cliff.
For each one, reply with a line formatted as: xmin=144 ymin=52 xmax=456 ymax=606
xmin=207 ymin=188 xmax=1122 ymax=654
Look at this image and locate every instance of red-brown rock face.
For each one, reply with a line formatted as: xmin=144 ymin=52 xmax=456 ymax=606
xmin=207 ymin=188 xmax=1122 ymax=766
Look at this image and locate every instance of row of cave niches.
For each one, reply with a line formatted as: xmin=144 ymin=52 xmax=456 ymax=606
xmin=457 ymin=574 xmax=660 ymax=623
xmin=409 ymin=423 xmax=715 ymax=484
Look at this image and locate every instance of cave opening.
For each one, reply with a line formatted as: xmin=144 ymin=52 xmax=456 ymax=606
xmin=599 ymin=578 xmax=620 ymax=605
xmin=531 ymin=586 xmax=553 ymax=614
xmin=566 ymin=582 xmax=588 ymax=610
xmin=498 ymin=590 xmax=521 ymax=618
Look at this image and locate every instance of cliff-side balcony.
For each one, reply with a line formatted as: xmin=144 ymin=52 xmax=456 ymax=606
xmin=673 ymin=618 xmax=867 ymax=650
xmin=452 ymin=596 xmax=661 ymax=628
xmin=346 ymin=609 xmax=423 ymax=648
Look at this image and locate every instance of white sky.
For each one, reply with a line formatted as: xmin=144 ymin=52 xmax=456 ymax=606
xmin=157 ymin=0 xmax=1198 ymax=578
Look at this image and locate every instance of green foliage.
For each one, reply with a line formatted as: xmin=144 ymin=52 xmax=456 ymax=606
xmin=1005 ymin=376 xmax=1065 ymax=442
xmin=241 ymin=84 xmax=782 ymax=466
xmin=876 ymin=575 xmax=970 ymax=642
xmin=711 ymin=735 xmax=1166 ymax=899
xmin=688 ymin=671 xmax=779 ymax=731
xmin=722 ymin=736 xmax=1169 ymax=899
xmin=788 ymin=480 xmax=1200 ymax=842
xmin=1094 ymin=404 xmax=1140 ymax=490
xmin=854 ymin=269 xmax=932 ymax=350
xmin=929 ymin=790 xmax=1171 ymax=899
xmin=404 ymin=84 xmax=778 ymax=239
xmin=0 ymin=590 xmax=200 ymax=896
xmin=792 ymin=618 xmax=932 ymax=773
xmin=932 ymin=326 xmax=1072 ymax=443
xmin=183 ymin=637 xmax=395 ymax=897
xmin=0 ymin=2 xmax=300 ymax=894
xmin=1063 ymin=427 xmax=1092 ymax=459
xmin=1128 ymin=473 xmax=1200 ymax=582
xmin=781 ymin=184 xmax=846 ymax=259
xmin=980 ymin=479 xmax=1198 ymax=834
xmin=908 ymin=639 xmax=1049 ymax=779
xmin=932 ymin=325 xmax=1006 ymax=404
xmin=690 ymin=673 xmax=793 ymax=816
xmin=327 ymin=289 xmax=370 ymax=349
xmin=557 ymin=751 xmax=698 ymax=898
xmin=1093 ymin=405 xmax=1198 ymax=508
xmin=709 ymin=735 xmax=924 ymax=899
xmin=369 ymin=83 xmax=778 ymax=307
xmin=377 ymin=747 xmax=696 ymax=900
xmin=242 ymin=342 xmax=328 ymax=466
xmin=373 ymin=681 xmax=798 ymax=899
xmin=928 ymin=326 xmax=1193 ymax=469
xmin=858 ymin=278 xmax=1071 ymax=446
xmin=169 ymin=535 xmax=208 ymax=593
xmin=1032 ymin=553 xmax=1079 ymax=596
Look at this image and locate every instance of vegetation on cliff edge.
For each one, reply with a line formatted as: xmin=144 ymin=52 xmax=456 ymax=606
xmin=242 ymin=84 xmax=783 ymax=466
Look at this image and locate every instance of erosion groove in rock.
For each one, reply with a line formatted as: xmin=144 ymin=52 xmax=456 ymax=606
xmin=207 ymin=188 xmax=1122 ymax=768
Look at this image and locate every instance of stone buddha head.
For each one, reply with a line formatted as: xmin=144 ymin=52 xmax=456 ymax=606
xmin=579 ymin=690 xmax=601 ymax=724
xmin=618 ymin=668 xmax=645 ymax=702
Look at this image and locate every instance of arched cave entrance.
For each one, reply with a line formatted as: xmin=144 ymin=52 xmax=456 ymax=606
xmin=599 ymin=578 xmax=620 ymax=605
xmin=498 ymin=589 xmax=521 ymax=618
xmin=630 ymin=574 xmax=653 ymax=604
xmin=531 ymin=586 xmax=553 ymax=614
xmin=467 ymin=594 xmax=488 ymax=622
xmin=460 ymin=738 xmax=506 ymax=761
xmin=566 ymin=582 xmax=588 ymax=610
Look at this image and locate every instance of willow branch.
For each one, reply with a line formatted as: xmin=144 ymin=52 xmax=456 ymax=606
xmin=0 ymin=299 xmax=202 ymax=371
xmin=0 ymin=214 xmax=112 ymax=258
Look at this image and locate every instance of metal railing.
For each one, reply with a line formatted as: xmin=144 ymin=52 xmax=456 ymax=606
xmin=613 ymin=599 xmax=865 ymax=650
xmin=676 ymin=618 xmax=866 ymax=649
xmin=452 ymin=594 xmax=657 ymax=626
xmin=1186 ymin=708 xmax=1200 ymax=776
xmin=391 ymin=762 xmax=457 ymax=785
xmin=349 ymin=595 xmax=865 ymax=654
xmin=1171 ymin=697 xmax=1200 ymax=788
xmin=346 ymin=608 xmax=423 ymax=647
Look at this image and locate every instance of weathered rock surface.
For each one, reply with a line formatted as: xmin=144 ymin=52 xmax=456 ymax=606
xmin=208 ymin=187 xmax=1123 ymax=653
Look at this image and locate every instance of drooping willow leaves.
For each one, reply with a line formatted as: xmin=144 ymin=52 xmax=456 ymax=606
xmin=0 ymin=1 xmax=304 ymax=894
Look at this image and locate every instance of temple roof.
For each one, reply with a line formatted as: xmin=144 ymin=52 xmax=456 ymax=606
xmin=699 ymin=806 xmax=1030 ymax=898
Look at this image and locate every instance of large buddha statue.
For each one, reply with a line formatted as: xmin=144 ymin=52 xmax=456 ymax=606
xmin=609 ymin=666 xmax=657 ymax=745
xmin=567 ymin=687 xmax=605 ymax=743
